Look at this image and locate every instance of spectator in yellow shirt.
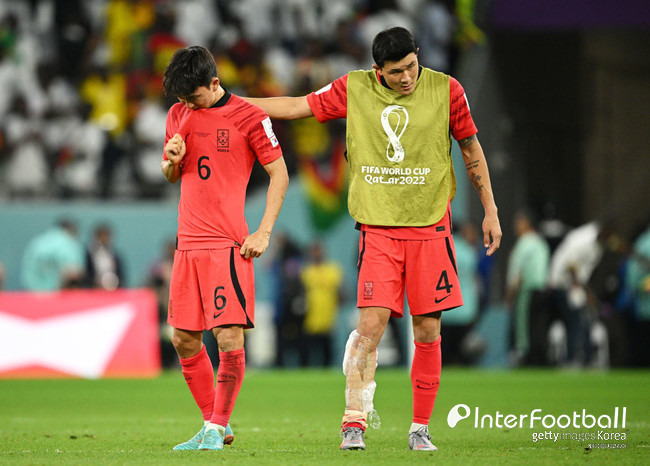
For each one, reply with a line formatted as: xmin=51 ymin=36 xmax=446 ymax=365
xmin=300 ymin=241 xmax=344 ymax=367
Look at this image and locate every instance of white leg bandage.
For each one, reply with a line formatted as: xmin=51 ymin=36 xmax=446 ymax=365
xmin=342 ymin=330 xmax=380 ymax=429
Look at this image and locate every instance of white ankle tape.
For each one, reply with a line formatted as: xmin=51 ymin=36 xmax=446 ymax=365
xmin=342 ymin=330 xmax=381 ymax=429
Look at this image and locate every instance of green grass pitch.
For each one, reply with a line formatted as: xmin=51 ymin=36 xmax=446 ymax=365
xmin=0 ymin=368 xmax=648 ymax=465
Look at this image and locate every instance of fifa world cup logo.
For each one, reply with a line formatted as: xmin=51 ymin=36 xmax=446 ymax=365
xmin=381 ymin=105 xmax=409 ymax=163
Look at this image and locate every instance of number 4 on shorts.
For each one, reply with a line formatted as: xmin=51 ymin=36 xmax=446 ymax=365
xmin=436 ymin=270 xmax=453 ymax=294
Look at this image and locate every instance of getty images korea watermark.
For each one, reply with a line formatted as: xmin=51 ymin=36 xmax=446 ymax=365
xmin=447 ymin=404 xmax=628 ymax=448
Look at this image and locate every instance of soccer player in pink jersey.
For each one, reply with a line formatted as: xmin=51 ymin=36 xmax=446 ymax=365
xmin=162 ymin=46 xmax=288 ymax=451
xmin=246 ymin=27 xmax=501 ymax=451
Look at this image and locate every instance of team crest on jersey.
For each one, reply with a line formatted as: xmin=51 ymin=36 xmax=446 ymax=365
xmin=363 ymin=281 xmax=374 ymax=299
xmin=217 ymin=129 xmax=229 ymax=151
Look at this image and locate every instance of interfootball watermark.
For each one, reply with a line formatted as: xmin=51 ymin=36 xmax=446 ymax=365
xmin=447 ymin=404 xmax=628 ymax=449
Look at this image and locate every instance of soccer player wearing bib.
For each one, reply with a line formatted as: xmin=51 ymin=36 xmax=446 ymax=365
xmin=162 ymin=46 xmax=289 ymax=451
xmin=246 ymin=27 xmax=501 ymax=452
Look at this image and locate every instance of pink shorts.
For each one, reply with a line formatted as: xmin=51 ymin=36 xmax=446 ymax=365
xmin=356 ymin=232 xmax=463 ymax=317
xmin=168 ymin=248 xmax=255 ymax=330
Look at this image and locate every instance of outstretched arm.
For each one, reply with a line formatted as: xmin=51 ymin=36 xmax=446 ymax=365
xmin=243 ymin=96 xmax=314 ymax=120
xmin=459 ymin=134 xmax=502 ymax=256
xmin=239 ymin=156 xmax=289 ymax=259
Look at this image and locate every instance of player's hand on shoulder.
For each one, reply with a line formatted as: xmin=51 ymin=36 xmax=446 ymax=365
xmin=239 ymin=231 xmax=271 ymax=259
xmin=165 ymin=133 xmax=186 ymax=165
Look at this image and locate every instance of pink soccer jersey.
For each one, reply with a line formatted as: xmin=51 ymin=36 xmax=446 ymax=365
xmin=164 ymin=90 xmax=282 ymax=250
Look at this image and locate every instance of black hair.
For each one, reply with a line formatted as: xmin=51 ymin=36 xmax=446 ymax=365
xmin=56 ymin=217 xmax=78 ymax=234
xmin=515 ymin=208 xmax=540 ymax=230
xmin=371 ymin=27 xmax=418 ymax=68
xmin=163 ymin=46 xmax=218 ymax=98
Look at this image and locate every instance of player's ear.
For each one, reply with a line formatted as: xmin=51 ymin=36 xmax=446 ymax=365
xmin=210 ymin=77 xmax=220 ymax=90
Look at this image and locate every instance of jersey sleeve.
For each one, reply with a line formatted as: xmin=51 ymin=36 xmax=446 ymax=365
xmin=163 ymin=103 xmax=183 ymax=161
xmin=306 ymin=74 xmax=348 ymax=123
xmin=246 ymin=109 xmax=283 ymax=165
xmin=449 ymin=77 xmax=478 ymax=141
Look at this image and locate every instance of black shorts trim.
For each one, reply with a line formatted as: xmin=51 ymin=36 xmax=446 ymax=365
xmin=445 ymin=236 xmax=458 ymax=275
xmin=357 ymin=231 xmax=367 ymax=275
xmin=229 ymin=248 xmax=253 ymax=328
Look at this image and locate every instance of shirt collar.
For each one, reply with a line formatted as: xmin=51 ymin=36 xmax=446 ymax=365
xmin=211 ymin=87 xmax=232 ymax=108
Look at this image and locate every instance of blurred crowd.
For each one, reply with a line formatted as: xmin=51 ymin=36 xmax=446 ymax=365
xmin=504 ymin=208 xmax=650 ymax=369
xmin=8 ymin=211 xmax=650 ymax=369
xmin=19 ymin=218 xmax=126 ymax=292
xmin=0 ymin=0 xmax=474 ymax=200
xmin=2 ymin=1 xmax=648 ymax=369
xmin=267 ymin=234 xmax=345 ymax=368
xmin=264 ymin=212 xmax=650 ymax=370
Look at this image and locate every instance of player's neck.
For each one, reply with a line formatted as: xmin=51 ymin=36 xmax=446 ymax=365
xmin=212 ymin=86 xmax=226 ymax=106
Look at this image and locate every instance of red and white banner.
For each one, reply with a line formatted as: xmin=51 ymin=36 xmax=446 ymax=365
xmin=0 ymin=289 xmax=161 ymax=378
